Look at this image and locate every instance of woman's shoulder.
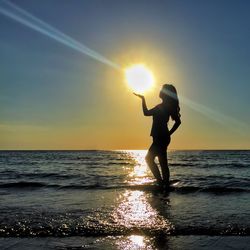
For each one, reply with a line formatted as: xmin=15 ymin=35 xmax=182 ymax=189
xmin=158 ymin=103 xmax=171 ymax=112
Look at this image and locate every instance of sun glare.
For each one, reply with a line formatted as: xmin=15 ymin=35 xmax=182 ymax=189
xmin=125 ymin=64 xmax=155 ymax=94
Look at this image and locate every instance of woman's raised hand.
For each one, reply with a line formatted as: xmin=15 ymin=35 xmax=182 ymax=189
xmin=133 ymin=93 xmax=145 ymax=99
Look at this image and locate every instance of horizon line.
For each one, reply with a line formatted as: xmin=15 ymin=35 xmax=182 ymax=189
xmin=0 ymin=148 xmax=249 ymax=151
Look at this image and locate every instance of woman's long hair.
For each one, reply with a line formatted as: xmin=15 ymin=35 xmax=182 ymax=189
xmin=160 ymin=84 xmax=181 ymax=120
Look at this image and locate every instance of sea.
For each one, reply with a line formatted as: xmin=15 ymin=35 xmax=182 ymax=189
xmin=0 ymin=150 xmax=250 ymax=249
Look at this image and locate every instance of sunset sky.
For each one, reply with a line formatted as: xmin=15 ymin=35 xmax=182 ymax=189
xmin=1 ymin=0 xmax=250 ymax=150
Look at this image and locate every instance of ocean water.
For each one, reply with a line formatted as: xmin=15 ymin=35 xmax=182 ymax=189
xmin=0 ymin=150 xmax=250 ymax=249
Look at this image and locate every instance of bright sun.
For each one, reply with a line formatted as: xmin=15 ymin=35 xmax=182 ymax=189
xmin=125 ymin=64 xmax=155 ymax=94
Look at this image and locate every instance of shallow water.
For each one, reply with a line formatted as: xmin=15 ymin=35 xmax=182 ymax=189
xmin=1 ymin=236 xmax=250 ymax=250
xmin=0 ymin=150 xmax=250 ymax=248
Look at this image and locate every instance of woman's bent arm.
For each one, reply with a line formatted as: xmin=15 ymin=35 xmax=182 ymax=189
xmin=169 ymin=118 xmax=181 ymax=135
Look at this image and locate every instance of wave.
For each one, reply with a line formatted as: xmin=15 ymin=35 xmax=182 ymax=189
xmin=59 ymin=183 xmax=250 ymax=194
xmin=16 ymin=172 xmax=79 ymax=179
xmin=113 ymin=185 xmax=250 ymax=194
xmin=0 ymin=224 xmax=249 ymax=237
xmin=107 ymin=161 xmax=133 ymax=166
xmin=1 ymin=181 xmax=249 ymax=194
xmin=169 ymin=162 xmax=250 ymax=168
xmin=59 ymin=184 xmax=103 ymax=190
xmin=200 ymin=162 xmax=249 ymax=169
xmin=0 ymin=172 xmax=82 ymax=180
xmin=0 ymin=181 xmax=58 ymax=189
xmin=172 ymin=226 xmax=250 ymax=236
xmin=170 ymin=163 xmax=198 ymax=167
xmin=173 ymin=186 xmax=249 ymax=194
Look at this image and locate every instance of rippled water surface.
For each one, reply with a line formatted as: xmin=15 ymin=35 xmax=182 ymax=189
xmin=0 ymin=150 xmax=250 ymax=249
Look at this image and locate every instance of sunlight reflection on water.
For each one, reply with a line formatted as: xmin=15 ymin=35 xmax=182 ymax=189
xmin=129 ymin=235 xmax=144 ymax=247
xmin=113 ymin=191 xmax=155 ymax=227
xmin=109 ymin=187 xmax=174 ymax=249
xmin=125 ymin=150 xmax=154 ymax=185
xmin=115 ymin=234 xmax=151 ymax=250
xmin=111 ymin=189 xmax=173 ymax=232
xmin=84 ymin=150 xmax=174 ymax=244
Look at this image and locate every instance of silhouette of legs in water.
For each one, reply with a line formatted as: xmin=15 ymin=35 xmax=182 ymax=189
xmin=146 ymin=137 xmax=170 ymax=187
xmin=145 ymin=152 xmax=163 ymax=185
xmin=158 ymin=153 xmax=169 ymax=186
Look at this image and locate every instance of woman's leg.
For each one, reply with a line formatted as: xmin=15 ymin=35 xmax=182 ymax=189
xmin=158 ymin=152 xmax=169 ymax=186
xmin=159 ymin=137 xmax=171 ymax=187
xmin=145 ymin=148 xmax=163 ymax=185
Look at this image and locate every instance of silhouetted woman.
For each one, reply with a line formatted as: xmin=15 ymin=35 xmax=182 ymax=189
xmin=134 ymin=84 xmax=181 ymax=188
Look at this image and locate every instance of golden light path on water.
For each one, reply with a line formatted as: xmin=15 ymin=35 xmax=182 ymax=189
xmin=110 ymin=150 xmax=174 ymax=249
xmin=115 ymin=235 xmax=151 ymax=250
xmin=126 ymin=150 xmax=152 ymax=185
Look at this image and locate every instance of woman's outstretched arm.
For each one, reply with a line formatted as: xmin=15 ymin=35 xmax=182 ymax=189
xmin=134 ymin=93 xmax=155 ymax=116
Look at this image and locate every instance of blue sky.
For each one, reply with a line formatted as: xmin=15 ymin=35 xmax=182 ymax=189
xmin=0 ymin=0 xmax=249 ymax=149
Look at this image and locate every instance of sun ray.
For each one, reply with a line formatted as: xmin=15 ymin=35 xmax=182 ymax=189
xmin=0 ymin=1 xmax=120 ymax=69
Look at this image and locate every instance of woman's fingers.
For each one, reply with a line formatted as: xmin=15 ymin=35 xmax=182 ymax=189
xmin=133 ymin=92 xmax=144 ymax=98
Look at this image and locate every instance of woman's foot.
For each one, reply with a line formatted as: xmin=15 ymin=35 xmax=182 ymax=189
xmin=163 ymin=181 xmax=170 ymax=190
xmin=156 ymin=179 xmax=164 ymax=187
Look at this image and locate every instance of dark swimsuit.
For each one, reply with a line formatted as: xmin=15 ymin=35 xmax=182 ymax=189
xmin=148 ymin=104 xmax=171 ymax=156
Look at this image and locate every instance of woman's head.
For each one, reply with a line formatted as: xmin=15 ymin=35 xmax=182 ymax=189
xmin=159 ymin=84 xmax=181 ymax=119
xmin=159 ymin=84 xmax=177 ymax=101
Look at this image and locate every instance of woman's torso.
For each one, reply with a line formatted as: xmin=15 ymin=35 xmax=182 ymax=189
xmin=150 ymin=103 xmax=170 ymax=139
